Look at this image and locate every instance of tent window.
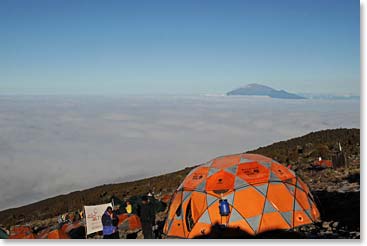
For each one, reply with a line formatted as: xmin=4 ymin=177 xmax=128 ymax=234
xmin=175 ymin=204 xmax=182 ymax=217
xmin=185 ymin=199 xmax=194 ymax=232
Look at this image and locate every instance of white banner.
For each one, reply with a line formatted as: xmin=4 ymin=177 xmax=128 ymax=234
xmin=84 ymin=203 xmax=112 ymax=235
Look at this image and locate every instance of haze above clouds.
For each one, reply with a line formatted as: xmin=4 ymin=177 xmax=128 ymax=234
xmin=0 ymin=95 xmax=360 ymax=210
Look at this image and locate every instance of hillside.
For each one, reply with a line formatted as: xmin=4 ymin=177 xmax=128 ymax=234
xmin=226 ymin=83 xmax=306 ymax=99
xmin=0 ymin=128 xmax=360 ymax=238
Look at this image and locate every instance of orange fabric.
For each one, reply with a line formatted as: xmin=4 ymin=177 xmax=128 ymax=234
xmin=227 ymin=219 xmax=254 ymax=235
xmin=212 ymin=154 xmax=241 ymax=169
xmin=206 ymin=170 xmax=235 ymax=192
xmin=11 ymin=226 xmax=32 ymax=235
xmin=266 ymin=184 xmax=294 ymax=212
xmin=9 ymin=226 xmax=36 ymax=239
xmin=270 ymin=163 xmax=295 ymax=181
xmin=187 ymin=222 xmax=212 ymax=239
xmin=61 ymin=224 xmax=69 ymax=233
xmin=234 ymin=187 xmax=265 ymax=218
xmin=118 ymin=213 xmax=141 ymax=231
xmin=36 ymin=228 xmax=50 ymax=239
xmin=258 ymin=212 xmax=291 ymax=233
xmin=36 ymin=228 xmax=70 ymax=239
xmin=9 ymin=233 xmax=36 ymax=239
xmin=118 ymin=214 xmax=129 ymax=225
xmin=313 ymin=160 xmax=333 ymax=168
xmin=62 ymin=222 xmax=82 ymax=234
xmin=237 ymin=162 xmax=270 ymax=185
xmin=127 ymin=214 xmax=142 ymax=231
xmin=167 ymin=191 xmax=183 ymax=219
xmin=164 ymin=153 xmax=320 ymax=238
xmin=190 ymin=192 xmax=207 ymax=223
xmin=182 ymin=166 xmax=209 ymax=190
xmin=46 ymin=229 xmax=70 ymax=239
xmin=161 ymin=194 xmax=172 ymax=203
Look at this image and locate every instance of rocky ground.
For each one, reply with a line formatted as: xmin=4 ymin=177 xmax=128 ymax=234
xmin=0 ymin=128 xmax=360 ymax=239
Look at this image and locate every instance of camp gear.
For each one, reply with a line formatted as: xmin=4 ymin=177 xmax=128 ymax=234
xmin=219 ymin=199 xmax=230 ymax=216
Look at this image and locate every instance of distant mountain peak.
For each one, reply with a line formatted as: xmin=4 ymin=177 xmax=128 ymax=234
xmin=239 ymin=83 xmax=271 ymax=89
xmin=227 ymin=83 xmax=305 ymax=99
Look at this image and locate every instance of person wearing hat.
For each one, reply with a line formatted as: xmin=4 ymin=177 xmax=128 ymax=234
xmin=138 ymin=196 xmax=156 ymax=239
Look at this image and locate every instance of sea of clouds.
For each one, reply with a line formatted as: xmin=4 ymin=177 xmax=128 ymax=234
xmin=0 ymin=95 xmax=360 ymax=210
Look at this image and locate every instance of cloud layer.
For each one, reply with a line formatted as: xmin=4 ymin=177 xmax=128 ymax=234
xmin=0 ymin=95 xmax=360 ymax=210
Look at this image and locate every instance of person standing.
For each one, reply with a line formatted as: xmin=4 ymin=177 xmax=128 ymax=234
xmin=138 ymin=196 xmax=155 ymax=239
xmin=125 ymin=201 xmax=133 ymax=215
xmin=101 ymin=206 xmax=119 ymax=239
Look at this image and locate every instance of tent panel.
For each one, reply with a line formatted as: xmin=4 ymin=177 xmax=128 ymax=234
xmin=227 ymin=219 xmax=255 ymax=236
xmin=258 ymin=212 xmax=291 ymax=234
xmin=267 ymin=183 xmax=294 ymax=212
xmin=234 ymin=187 xmax=265 ymax=218
xmin=294 ymin=211 xmax=313 ymax=227
xmin=206 ymin=170 xmax=235 ymax=192
xmin=188 ymin=222 xmax=212 ymax=238
xmin=295 ymin=188 xmax=311 ymax=211
xmin=166 ymin=218 xmax=186 ymax=238
xmin=207 ymin=200 xmax=222 ymax=224
xmin=190 ymin=192 xmax=208 ymax=223
xmin=182 ymin=166 xmax=210 ymax=190
xmin=237 ymin=162 xmax=270 ymax=185
xmin=212 ymin=154 xmax=241 ymax=169
xmin=271 ymin=163 xmax=295 ymax=181
xmin=297 ymin=178 xmax=311 ymax=194
xmin=168 ymin=191 xmax=183 ymax=219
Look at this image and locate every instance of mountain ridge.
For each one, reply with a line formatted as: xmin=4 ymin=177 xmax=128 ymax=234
xmin=227 ymin=83 xmax=306 ymax=99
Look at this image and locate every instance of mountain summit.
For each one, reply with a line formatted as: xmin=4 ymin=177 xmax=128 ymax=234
xmin=227 ymin=83 xmax=306 ymax=99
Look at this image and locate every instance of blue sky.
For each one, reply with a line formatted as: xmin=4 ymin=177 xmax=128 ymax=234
xmin=0 ymin=0 xmax=360 ymax=95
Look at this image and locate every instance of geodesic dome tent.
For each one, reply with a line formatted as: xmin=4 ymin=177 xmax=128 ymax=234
xmin=163 ymin=153 xmax=320 ymax=238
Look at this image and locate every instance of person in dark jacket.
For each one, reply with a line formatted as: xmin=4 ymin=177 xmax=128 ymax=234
xmin=101 ymin=206 xmax=119 ymax=239
xmin=138 ymin=196 xmax=155 ymax=239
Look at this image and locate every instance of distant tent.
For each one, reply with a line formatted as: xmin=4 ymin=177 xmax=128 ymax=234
xmin=313 ymin=159 xmax=333 ymax=168
xmin=37 ymin=227 xmax=70 ymax=239
xmin=46 ymin=229 xmax=69 ymax=239
xmin=117 ymin=213 xmax=142 ymax=232
xmin=9 ymin=225 xmax=36 ymax=239
xmin=164 ymin=153 xmax=320 ymax=238
xmin=61 ymin=221 xmax=85 ymax=239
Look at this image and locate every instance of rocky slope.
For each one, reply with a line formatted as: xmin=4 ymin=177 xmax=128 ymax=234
xmin=0 ymin=128 xmax=360 ymax=239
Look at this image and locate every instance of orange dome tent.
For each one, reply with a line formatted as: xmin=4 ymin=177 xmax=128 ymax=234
xmin=163 ymin=153 xmax=320 ymax=238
